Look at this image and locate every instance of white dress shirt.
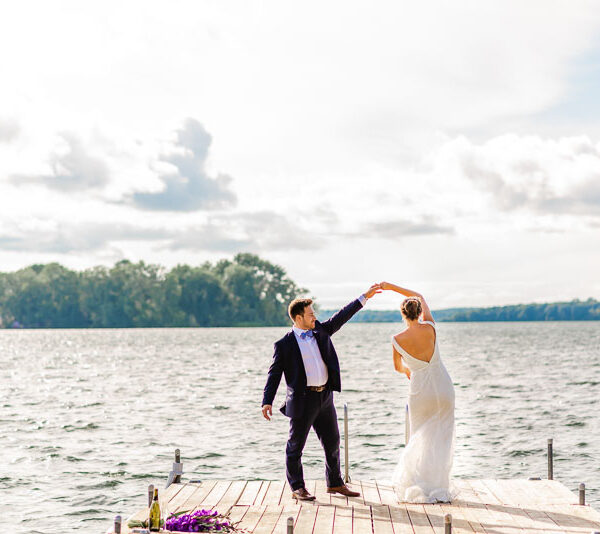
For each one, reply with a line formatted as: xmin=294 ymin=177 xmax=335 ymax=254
xmin=293 ymin=294 xmax=367 ymax=386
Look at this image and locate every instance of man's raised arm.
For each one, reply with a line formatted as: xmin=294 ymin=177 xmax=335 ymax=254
xmin=320 ymin=283 xmax=381 ymax=336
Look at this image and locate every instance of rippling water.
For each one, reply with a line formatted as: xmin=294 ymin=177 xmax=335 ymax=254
xmin=1 ymin=322 xmax=599 ymax=532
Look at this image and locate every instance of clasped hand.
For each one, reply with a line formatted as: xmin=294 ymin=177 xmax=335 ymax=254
xmin=364 ymin=283 xmax=383 ymax=299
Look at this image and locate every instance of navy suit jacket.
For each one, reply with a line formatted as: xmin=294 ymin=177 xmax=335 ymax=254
xmin=262 ymin=298 xmax=363 ymax=418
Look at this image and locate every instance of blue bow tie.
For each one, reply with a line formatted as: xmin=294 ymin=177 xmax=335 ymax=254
xmin=300 ymin=330 xmax=314 ymax=340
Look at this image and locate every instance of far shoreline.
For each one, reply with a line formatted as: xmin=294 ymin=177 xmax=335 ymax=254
xmin=2 ymin=297 xmax=598 ymax=329
xmin=1 ymin=318 xmax=599 ymax=330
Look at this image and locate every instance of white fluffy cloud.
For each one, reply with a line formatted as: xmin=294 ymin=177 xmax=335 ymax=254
xmin=11 ymin=133 xmax=109 ymax=191
xmin=434 ymin=134 xmax=600 ymax=221
xmin=131 ymin=119 xmax=237 ymax=211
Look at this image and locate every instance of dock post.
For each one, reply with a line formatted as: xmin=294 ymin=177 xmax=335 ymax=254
xmin=579 ymin=483 xmax=585 ymax=505
xmin=444 ymin=513 xmax=452 ymax=534
xmin=166 ymin=449 xmax=183 ymax=488
xmin=287 ymin=516 xmax=294 ymax=533
xmin=147 ymin=484 xmax=154 ymax=507
xmin=114 ymin=515 xmax=122 ymax=534
xmin=547 ymin=438 xmax=553 ymax=480
xmin=174 ymin=449 xmax=182 ymax=483
xmin=344 ymin=403 xmax=350 ymax=483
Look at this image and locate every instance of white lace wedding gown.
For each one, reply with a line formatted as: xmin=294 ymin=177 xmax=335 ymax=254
xmin=391 ymin=321 xmax=455 ymax=503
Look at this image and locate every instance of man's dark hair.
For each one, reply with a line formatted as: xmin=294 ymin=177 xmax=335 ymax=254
xmin=288 ymin=298 xmax=313 ymax=321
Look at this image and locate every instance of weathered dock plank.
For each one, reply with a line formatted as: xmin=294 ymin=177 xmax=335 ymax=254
xmin=122 ymin=479 xmax=600 ymax=533
xmin=405 ymin=503 xmax=435 ymax=533
xmin=262 ymin=479 xmax=285 ymax=506
xmin=237 ymin=480 xmax=263 ymax=506
xmin=201 ymin=480 xmax=232 ymax=508
xmin=376 ymin=481 xmax=397 ymax=506
xmin=168 ymin=482 xmax=207 ymax=513
xmin=314 ymin=479 xmax=331 ymax=504
xmin=293 ymin=503 xmax=319 ymax=532
xmin=214 ymin=480 xmax=248 ymax=513
xmin=313 ymin=504 xmax=335 ymax=533
xmin=252 ymin=504 xmax=284 ymax=533
xmin=469 ymin=478 xmax=502 ymax=506
xmin=389 ymin=504 xmax=415 ymax=534
xmin=332 ymin=502 xmax=353 ymax=534
xmin=272 ymin=503 xmax=302 ymax=533
xmin=371 ymin=505 xmax=395 ymax=534
xmin=361 ymin=479 xmax=382 ymax=505
xmin=254 ymin=480 xmax=270 ymax=506
xmin=452 ymin=503 xmax=484 ymax=534
xmin=235 ymin=504 xmax=266 ymax=531
xmin=439 ymin=503 xmax=475 ymax=534
xmin=227 ymin=504 xmax=249 ymax=525
xmin=355 ymin=504 xmax=375 ymax=532
xmin=566 ymin=502 xmax=600 ymax=526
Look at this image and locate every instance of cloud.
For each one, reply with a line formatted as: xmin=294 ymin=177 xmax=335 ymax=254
xmin=445 ymin=134 xmax=600 ymax=218
xmin=364 ymin=219 xmax=454 ymax=239
xmin=0 ymin=118 xmax=19 ymax=143
xmin=0 ymin=210 xmax=318 ymax=255
xmin=0 ymin=207 xmax=453 ymax=257
xmin=0 ymin=223 xmax=172 ymax=254
xmin=534 ymin=176 xmax=600 ymax=215
xmin=169 ymin=211 xmax=317 ymax=252
xmin=460 ymin=157 xmax=529 ymax=211
xmin=131 ymin=119 xmax=236 ymax=212
xmin=11 ymin=133 xmax=109 ymax=191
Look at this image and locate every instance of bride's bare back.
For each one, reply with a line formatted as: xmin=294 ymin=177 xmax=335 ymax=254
xmin=393 ymin=323 xmax=436 ymax=363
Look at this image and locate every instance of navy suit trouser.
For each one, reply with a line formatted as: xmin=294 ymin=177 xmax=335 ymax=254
xmin=285 ymin=389 xmax=344 ymax=491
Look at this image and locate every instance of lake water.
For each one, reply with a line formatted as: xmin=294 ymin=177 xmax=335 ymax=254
xmin=1 ymin=322 xmax=599 ymax=533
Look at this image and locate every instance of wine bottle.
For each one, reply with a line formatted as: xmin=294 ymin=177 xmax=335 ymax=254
xmin=148 ymin=488 xmax=161 ymax=532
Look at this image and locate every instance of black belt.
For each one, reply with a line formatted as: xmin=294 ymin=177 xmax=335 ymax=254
xmin=306 ymin=384 xmax=327 ymax=392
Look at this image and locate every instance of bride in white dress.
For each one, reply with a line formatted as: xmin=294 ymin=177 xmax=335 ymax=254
xmin=380 ymin=282 xmax=455 ymax=503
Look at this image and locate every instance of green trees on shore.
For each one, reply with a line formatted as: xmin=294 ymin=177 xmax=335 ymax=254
xmin=2 ymin=255 xmax=598 ymax=328
xmin=0 ymin=254 xmax=307 ymax=328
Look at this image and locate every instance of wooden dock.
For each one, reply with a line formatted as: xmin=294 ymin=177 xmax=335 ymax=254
xmin=124 ymin=478 xmax=600 ymax=533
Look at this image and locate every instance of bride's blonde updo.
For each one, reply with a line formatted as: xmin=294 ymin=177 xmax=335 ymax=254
xmin=401 ymin=297 xmax=422 ymax=321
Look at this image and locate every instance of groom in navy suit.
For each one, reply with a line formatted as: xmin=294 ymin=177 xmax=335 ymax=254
xmin=261 ymin=285 xmax=381 ymax=501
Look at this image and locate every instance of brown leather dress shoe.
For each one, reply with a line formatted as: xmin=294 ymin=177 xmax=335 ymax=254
xmin=292 ymin=487 xmax=316 ymax=501
xmin=327 ymin=484 xmax=361 ymax=497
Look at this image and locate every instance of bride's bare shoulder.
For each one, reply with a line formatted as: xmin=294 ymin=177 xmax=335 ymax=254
xmin=392 ymin=329 xmax=409 ymax=341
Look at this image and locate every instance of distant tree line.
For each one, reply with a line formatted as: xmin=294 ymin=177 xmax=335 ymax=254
xmin=437 ymin=299 xmax=600 ymax=321
xmin=320 ymin=299 xmax=600 ymax=323
xmin=0 ymin=254 xmax=307 ymax=328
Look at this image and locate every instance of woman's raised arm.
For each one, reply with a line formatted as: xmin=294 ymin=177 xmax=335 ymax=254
xmin=380 ymin=281 xmax=435 ymax=323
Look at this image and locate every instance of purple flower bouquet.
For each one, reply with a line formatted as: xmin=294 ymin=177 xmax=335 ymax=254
xmin=164 ymin=509 xmax=238 ymax=532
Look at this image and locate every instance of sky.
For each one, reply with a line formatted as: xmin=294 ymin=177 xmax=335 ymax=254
xmin=0 ymin=0 xmax=599 ymax=310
